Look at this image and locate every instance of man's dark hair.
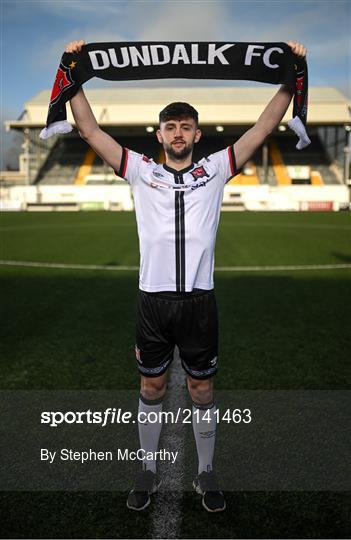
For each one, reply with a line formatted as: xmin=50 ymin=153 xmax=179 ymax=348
xmin=159 ymin=102 xmax=199 ymax=126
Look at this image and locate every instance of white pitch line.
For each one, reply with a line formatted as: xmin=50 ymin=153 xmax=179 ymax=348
xmin=0 ymin=223 xmax=135 ymax=232
xmin=0 ymin=260 xmax=350 ymax=272
xmin=215 ymin=263 xmax=351 ymax=271
xmin=150 ymin=350 xmax=187 ymax=539
xmin=220 ymin=222 xmax=351 ymax=231
xmin=0 ymin=260 xmax=139 ymax=271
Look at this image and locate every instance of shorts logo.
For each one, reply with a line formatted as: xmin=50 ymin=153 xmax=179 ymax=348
xmin=191 ymin=166 xmax=209 ymax=181
xmin=135 ymin=345 xmax=142 ymax=364
xmin=210 ymin=356 xmax=217 ymax=366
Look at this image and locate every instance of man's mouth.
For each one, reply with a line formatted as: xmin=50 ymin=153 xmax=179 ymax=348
xmin=172 ymin=141 xmax=185 ymax=147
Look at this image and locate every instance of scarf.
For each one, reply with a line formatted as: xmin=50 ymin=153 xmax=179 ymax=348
xmin=40 ymin=41 xmax=310 ymax=149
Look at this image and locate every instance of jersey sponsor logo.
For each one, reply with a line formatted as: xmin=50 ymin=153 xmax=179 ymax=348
xmin=190 ymin=181 xmax=207 ymax=191
xmin=88 ymin=44 xmax=235 ymax=70
xmin=153 ymin=171 xmax=164 ymax=179
xmin=147 ymin=179 xmax=186 ymax=190
xmin=190 ymin=166 xmax=209 ymax=180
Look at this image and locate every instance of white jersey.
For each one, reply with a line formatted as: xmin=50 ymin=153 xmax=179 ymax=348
xmin=116 ymin=146 xmax=239 ymax=292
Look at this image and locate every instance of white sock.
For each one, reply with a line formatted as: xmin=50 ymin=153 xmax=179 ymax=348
xmin=192 ymin=401 xmax=216 ymax=474
xmin=138 ymin=394 xmax=163 ymax=473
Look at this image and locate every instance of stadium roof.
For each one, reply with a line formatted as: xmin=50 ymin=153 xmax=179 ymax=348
xmin=6 ymin=86 xmax=351 ymax=130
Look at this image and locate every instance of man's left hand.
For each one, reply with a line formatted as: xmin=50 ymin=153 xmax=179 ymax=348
xmin=287 ymin=41 xmax=307 ymax=58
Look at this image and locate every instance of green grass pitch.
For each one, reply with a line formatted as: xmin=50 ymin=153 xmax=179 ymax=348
xmin=0 ymin=210 xmax=350 ymax=538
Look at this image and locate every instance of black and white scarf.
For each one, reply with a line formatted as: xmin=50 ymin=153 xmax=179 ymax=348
xmin=40 ymin=41 xmax=310 ymax=149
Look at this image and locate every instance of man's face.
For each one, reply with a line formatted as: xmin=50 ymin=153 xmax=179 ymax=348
xmin=156 ymin=117 xmax=202 ymax=161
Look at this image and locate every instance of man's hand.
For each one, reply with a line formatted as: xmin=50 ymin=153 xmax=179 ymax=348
xmin=65 ymin=40 xmax=86 ymax=54
xmin=66 ymin=37 xmax=123 ymax=173
xmin=287 ymin=41 xmax=307 ymax=59
xmin=233 ymin=41 xmax=307 ymax=170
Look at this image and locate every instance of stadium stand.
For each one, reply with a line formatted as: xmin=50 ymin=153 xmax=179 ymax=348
xmin=32 ymin=132 xmax=343 ymax=187
xmin=2 ymin=87 xmax=350 ymax=211
xmin=35 ymin=136 xmax=88 ymax=185
xmin=270 ymin=133 xmax=342 ymax=185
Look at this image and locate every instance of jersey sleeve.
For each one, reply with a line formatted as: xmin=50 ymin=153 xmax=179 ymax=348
xmin=114 ymin=148 xmax=143 ymax=186
xmin=206 ymin=146 xmax=239 ymax=184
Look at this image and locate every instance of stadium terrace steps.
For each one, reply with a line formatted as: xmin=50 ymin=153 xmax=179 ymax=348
xmin=317 ymin=165 xmax=342 ymax=185
xmin=254 ymin=165 xmax=278 ymax=186
xmin=227 ymin=161 xmax=260 ymax=185
xmin=35 ymin=137 xmax=90 ymax=185
xmin=269 ymin=142 xmax=292 ymax=185
xmin=34 ymin=132 xmax=342 ymax=187
xmin=74 ymin=148 xmax=97 ymax=185
xmin=91 ymin=159 xmax=111 ymax=175
xmin=310 ymin=171 xmax=324 ymax=185
xmin=33 ymin=133 xmax=269 ymax=186
xmin=270 ymin=134 xmax=341 ymax=185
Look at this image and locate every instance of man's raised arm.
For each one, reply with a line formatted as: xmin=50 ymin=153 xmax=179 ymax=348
xmin=233 ymin=41 xmax=307 ymax=171
xmin=67 ymin=40 xmax=123 ymax=174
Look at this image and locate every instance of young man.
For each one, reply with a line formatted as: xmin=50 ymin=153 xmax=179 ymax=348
xmin=66 ymin=39 xmax=307 ymax=513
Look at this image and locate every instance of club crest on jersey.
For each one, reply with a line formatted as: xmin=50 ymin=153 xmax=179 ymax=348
xmin=49 ymin=63 xmax=75 ymax=108
xmin=191 ymin=166 xmax=209 ymax=181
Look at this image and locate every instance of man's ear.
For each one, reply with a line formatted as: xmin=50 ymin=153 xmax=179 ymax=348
xmin=195 ymin=128 xmax=202 ymax=144
xmin=156 ymin=129 xmax=163 ymax=144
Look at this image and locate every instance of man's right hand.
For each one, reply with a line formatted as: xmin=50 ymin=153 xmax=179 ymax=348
xmin=65 ymin=40 xmax=86 ymax=53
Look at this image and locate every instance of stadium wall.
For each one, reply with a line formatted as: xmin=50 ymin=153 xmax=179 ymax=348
xmin=1 ymin=184 xmax=349 ymax=212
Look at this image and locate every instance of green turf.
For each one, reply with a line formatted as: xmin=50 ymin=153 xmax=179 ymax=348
xmin=0 ymin=211 xmax=350 ymax=538
xmin=1 ymin=211 xmax=350 ymax=390
xmin=1 ymin=210 xmax=350 ymax=266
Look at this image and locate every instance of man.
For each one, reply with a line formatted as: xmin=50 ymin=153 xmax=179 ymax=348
xmin=66 ymin=39 xmax=307 ymax=513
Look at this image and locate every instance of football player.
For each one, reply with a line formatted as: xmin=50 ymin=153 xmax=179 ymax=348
xmin=66 ymin=39 xmax=307 ymax=512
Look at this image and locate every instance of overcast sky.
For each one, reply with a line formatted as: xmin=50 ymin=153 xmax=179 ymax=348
xmin=1 ymin=0 xmax=350 ymax=167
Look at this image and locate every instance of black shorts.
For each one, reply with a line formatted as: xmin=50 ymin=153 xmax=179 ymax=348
xmin=135 ymin=288 xmax=218 ymax=380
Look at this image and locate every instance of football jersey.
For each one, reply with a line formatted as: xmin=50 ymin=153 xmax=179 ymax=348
xmin=116 ymin=146 xmax=239 ymax=292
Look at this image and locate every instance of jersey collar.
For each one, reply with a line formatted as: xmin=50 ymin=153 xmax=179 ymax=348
xmin=163 ymin=162 xmax=195 ymax=175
